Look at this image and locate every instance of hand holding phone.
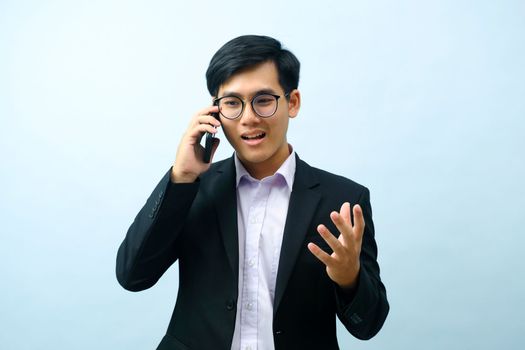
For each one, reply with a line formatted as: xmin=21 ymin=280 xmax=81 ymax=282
xmin=171 ymin=105 xmax=221 ymax=183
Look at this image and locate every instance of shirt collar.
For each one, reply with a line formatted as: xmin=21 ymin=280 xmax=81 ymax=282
xmin=234 ymin=145 xmax=296 ymax=190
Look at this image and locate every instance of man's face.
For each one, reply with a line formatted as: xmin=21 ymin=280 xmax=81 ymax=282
xmin=217 ymin=61 xmax=300 ymax=179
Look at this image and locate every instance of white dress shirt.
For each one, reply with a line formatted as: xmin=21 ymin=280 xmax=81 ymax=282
xmin=230 ymin=149 xmax=296 ymax=350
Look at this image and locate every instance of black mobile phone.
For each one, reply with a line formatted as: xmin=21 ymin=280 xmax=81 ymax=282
xmin=202 ymin=102 xmax=220 ymax=163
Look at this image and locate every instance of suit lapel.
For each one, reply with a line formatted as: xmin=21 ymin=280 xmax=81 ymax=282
xmin=211 ymin=157 xmax=239 ymax=285
xmin=274 ymin=155 xmax=321 ymax=315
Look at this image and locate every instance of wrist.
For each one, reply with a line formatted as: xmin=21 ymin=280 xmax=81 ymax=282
xmin=170 ymin=167 xmax=198 ymax=183
xmin=338 ymin=265 xmax=360 ymax=292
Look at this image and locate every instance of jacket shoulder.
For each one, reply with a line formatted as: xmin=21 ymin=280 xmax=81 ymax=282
xmin=299 ymin=158 xmax=369 ymax=194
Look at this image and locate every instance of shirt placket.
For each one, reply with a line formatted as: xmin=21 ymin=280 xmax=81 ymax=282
xmin=240 ymin=182 xmax=270 ymax=350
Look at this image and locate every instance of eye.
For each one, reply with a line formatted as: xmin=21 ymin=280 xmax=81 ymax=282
xmin=254 ymin=95 xmax=275 ymax=106
xmin=220 ymin=97 xmax=241 ymax=107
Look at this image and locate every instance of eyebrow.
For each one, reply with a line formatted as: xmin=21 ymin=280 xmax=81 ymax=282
xmin=219 ymin=88 xmax=278 ymax=99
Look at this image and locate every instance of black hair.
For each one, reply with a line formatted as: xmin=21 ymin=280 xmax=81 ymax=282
xmin=206 ymin=35 xmax=300 ymax=97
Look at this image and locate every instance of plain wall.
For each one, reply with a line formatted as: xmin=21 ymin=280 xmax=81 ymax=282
xmin=1 ymin=0 xmax=524 ymax=349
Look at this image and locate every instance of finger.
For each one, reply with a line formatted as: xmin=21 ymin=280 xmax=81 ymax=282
xmin=189 ymin=106 xmax=220 ymax=128
xmin=187 ymin=124 xmax=218 ymax=143
xmin=317 ymin=224 xmax=345 ymax=256
xmin=196 ymin=114 xmax=221 ymax=127
xmin=196 ymin=124 xmax=218 ymax=136
xmin=195 ymin=105 xmax=219 ymax=117
xmin=330 ymin=210 xmax=353 ymax=244
xmin=352 ymin=204 xmax=365 ymax=241
xmin=340 ymin=202 xmax=351 ymax=225
xmin=307 ymin=242 xmax=334 ymax=267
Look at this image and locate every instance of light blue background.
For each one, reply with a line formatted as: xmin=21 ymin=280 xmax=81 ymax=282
xmin=1 ymin=0 xmax=524 ymax=349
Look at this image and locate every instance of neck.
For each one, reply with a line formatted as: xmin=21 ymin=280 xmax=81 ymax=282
xmin=240 ymin=143 xmax=291 ymax=180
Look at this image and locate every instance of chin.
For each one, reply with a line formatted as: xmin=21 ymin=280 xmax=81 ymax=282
xmin=237 ymin=151 xmax=270 ymax=165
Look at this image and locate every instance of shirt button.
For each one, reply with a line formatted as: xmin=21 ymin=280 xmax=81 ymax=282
xmin=249 ymin=258 xmax=255 ymax=267
xmin=246 ymin=302 xmax=253 ymax=310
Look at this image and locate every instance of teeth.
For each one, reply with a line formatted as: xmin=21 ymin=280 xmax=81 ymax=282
xmin=242 ymin=133 xmax=265 ymax=140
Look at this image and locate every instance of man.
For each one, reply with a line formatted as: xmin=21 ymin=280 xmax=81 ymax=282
xmin=116 ymin=35 xmax=389 ymax=350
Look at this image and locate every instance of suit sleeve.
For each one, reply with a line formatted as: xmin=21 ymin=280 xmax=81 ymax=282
xmin=116 ymin=168 xmax=199 ymax=292
xmin=333 ymin=187 xmax=389 ymax=340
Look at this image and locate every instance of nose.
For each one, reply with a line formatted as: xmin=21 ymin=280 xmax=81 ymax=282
xmin=239 ymin=103 xmax=261 ymax=125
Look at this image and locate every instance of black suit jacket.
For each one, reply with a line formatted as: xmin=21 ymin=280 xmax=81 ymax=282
xmin=116 ymin=154 xmax=388 ymax=349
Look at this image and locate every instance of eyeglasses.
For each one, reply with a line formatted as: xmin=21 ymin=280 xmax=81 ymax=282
xmin=214 ymin=92 xmax=289 ymax=120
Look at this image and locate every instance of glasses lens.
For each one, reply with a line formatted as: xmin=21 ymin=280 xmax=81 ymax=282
xmin=253 ymin=94 xmax=278 ymax=117
xmin=218 ymin=96 xmax=243 ymax=119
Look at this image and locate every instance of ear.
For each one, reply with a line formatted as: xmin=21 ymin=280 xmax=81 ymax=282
xmin=287 ymin=89 xmax=301 ymax=119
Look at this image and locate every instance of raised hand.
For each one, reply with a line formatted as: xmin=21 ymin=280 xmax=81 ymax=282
xmin=171 ymin=106 xmax=221 ymax=183
xmin=307 ymin=202 xmax=365 ymax=291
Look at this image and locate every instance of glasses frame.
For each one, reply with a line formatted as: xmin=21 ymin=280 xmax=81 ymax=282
xmin=213 ymin=92 xmax=290 ymax=120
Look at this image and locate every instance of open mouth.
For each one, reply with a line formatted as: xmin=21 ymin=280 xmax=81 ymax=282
xmin=241 ymin=132 xmax=266 ymax=140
